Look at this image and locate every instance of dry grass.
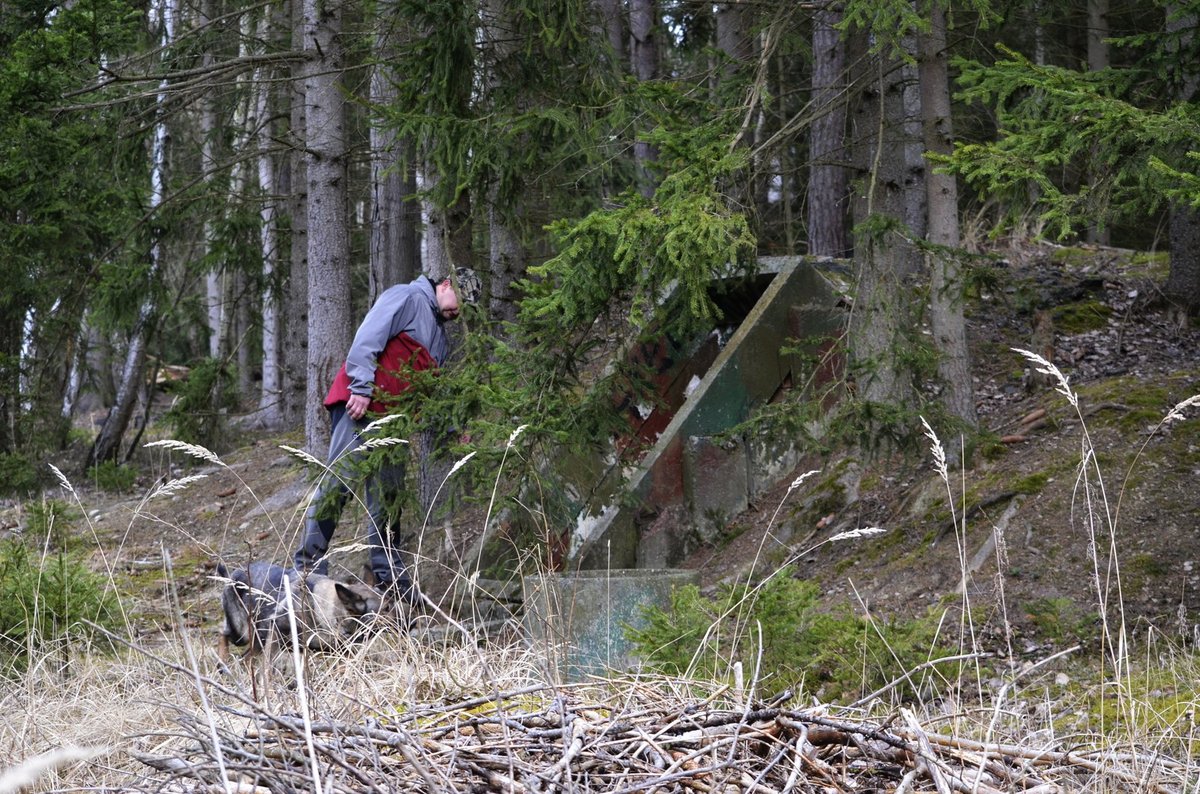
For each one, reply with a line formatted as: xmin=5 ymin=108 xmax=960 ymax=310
xmin=4 ymin=365 xmax=1200 ymax=792
xmin=2 ymin=619 xmax=1195 ymax=792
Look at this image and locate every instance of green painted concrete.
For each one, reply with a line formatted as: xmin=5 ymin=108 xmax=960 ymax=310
xmin=570 ymin=257 xmax=845 ymax=570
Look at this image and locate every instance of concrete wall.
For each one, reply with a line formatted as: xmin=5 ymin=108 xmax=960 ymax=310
xmin=570 ymin=257 xmax=845 ymax=570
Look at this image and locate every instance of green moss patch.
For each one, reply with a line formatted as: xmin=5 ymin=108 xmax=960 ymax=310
xmin=1052 ymin=300 xmax=1112 ymax=334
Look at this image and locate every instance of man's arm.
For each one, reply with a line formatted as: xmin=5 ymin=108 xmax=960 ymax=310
xmin=343 ymin=285 xmax=418 ymax=398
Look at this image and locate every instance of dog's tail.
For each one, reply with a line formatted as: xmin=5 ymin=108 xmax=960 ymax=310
xmin=216 ymin=561 xmax=255 ymax=649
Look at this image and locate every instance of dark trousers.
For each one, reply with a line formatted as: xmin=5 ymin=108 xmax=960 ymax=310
xmin=293 ymin=405 xmax=414 ymax=597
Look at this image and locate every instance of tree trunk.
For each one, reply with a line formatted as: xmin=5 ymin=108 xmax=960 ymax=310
xmin=1164 ymin=2 xmax=1200 ymax=323
xmin=594 ymin=0 xmax=626 ymax=68
xmin=1085 ymin=0 xmax=1110 ymax=245
xmin=86 ymin=0 xmax=176 ymax=469
xmin=255 ymin=7 xmax=283 ymax=426
xmin=808 ymin=6 xmax=850 ymax=258
xmin=280 ymin=0 xmax=309 ymax=431
xmin=630 ymin=0 xmax=659 ymax=197
xmin=847 ymin=36 xmax=921 ymax=431
xmin=0 ymin=305 xmax=19 ymax=454
xmin=481 ymin=0 xmax=524 ymax=328
xmin=1166 ymin=204 xmax=1200 ymax=320
xmin=200 ymin=0 xmax=225 ymax=360
xmin=899 ymin=41 xmax=925 ymax=279
xmin=303 ymin=0 xmax=352 ymax=453
xmin=919 ymin=3 xmax=976 ymax=429
xmin=423 ymin=170 xmax=472 ymax=281
xmin=369 ymin=5 xmax=420 ymax=302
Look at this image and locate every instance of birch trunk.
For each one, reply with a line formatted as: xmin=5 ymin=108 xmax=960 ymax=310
xmin=86 ymin=0 xmax=176 ymax=468
xmin=255 ymin=7 xmax=283 ymax=425
xmin=200 ymin=0 xmax=225 ymax=359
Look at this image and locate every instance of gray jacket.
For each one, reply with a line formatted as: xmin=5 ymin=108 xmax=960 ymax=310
xmin=344 ymin=277 xmax=449 ymax=398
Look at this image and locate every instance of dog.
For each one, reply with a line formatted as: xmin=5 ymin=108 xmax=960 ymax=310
xmin=216 ymin=561 xmax=383 ymax=659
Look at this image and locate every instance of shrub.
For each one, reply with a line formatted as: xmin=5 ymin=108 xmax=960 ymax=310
xmin=23 ymin=498 xmax=80 ymax=551
xmin=628 ymin=575 xmax=947 ymax=701
xmin=162 ymin=357 xmax=239 ymax=450
xmin=87 ymin=459 xmax=139 ymax=493
xmin=0 ymin=539 xmax=120 ymax=669
xmin=1023 ymin=596 xmax=1098 ymax=646
xmin=0 ymin=452 xmax=40 ymax=496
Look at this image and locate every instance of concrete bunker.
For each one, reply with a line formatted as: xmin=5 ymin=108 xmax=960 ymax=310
xmin=566 ymin=256 xmax=845 ymax=570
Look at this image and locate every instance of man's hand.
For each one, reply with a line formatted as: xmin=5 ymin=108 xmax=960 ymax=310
xmin=346 ymin=394 xmax=371 ymax=421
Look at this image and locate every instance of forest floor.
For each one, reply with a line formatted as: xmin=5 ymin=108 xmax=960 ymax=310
xmin=6 ymin=240 xmax=1200 ymax=660
xmin=5 ymin=241 xmax=1200 ymax=793
xmin=683 ymin=241 xmax=1200 ymax=656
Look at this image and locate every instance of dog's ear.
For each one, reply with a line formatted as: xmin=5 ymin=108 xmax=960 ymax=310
xmin=334 ymin=582 xmax=372 ymax=615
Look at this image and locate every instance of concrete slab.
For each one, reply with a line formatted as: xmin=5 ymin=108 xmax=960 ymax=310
xmin=570 ymin=257 xmax=845 ymax=570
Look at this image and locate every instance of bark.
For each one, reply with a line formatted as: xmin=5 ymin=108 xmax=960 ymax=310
xmin=303 ymin=0 xmax=352 ymax=453
xmin=630 ymin=0 xmax=659 ymax=197
xmin=369 ymin=4 xmax=420 ymax=303
xmin=422 ymin=171 xmax=472 ymax=281
xmin=1085 ymin=0 xmax=1110 ymax=245
xmin=900 ymin=52 xmax=925 ymax=274
xmin=488 ymin=198 xmax=522 ymax=327
xmin=236 ymin=270 xmax=253 ymax=397
xmin=847 ymin=36 xmax=921 ymax=424
xmin=919 ymin=4 xmax=976 ymax=429
xmin=229 ymin=16 xmax=254 ymax=403
xmin=61 ymin=320 xmax=86 ymax=429
xmin=281 ymin=0 xmax=309 ymax=430
xmin=1166 ymin=205 xmax=1200 ymax=320
xmin=716 ymin=2 xmax=761 ymax=218
xmin=200 ymin=0 xmax=224 ymax=360
xmin=807 ymin=6 xmax=850 ymax=258
xmin=594 ymin=0 xmax=625 ymax=68
xmin=1164 ymin=3 xmax=1200 ymax=322
xmin=86 ymin=0 xmax=176 ymax=469
xmin=481 ymin=0 xmax=524 ymax=328
xmin=0 ymin=304 xmax=19 ymax=453
xmin=255 ymin=6 xmax=283 ymax=426
xmin=715 ymin=3 xmax=754 ymax=80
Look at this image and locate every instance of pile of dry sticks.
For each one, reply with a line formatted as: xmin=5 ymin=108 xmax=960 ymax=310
xmin=131 ymin=679 xmax=1182 ymax=793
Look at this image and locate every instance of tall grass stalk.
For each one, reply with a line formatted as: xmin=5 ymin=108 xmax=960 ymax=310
xmin=1013 ymin=348 xmax=1130 ymax=726
xmin=1014 ymin=348 xmax=1200 ymax=743
xmin=919 ymin=417 xmax=983 ymax=710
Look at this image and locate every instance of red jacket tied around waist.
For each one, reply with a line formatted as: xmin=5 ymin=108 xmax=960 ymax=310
xmin=324 ymin=332 xmax=437 ymax=415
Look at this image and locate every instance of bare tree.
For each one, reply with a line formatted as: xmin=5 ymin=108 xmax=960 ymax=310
xmin=87 ymin=0 xmax=178 ymax=468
